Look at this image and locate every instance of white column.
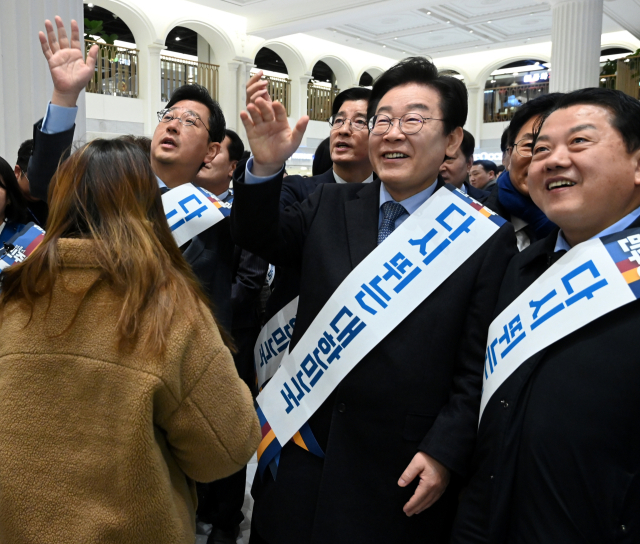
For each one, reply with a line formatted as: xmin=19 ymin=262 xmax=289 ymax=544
xmin=139 ymin=42 xmax=165 ymax=136
xmin=0 ymin=0 xmax=85 ymax=159
xmin=295 ymin=75 xmax=314 ymax=121
xmin=465 ymin=84 xmax=482 ymax=143
xmin=218 ymin=61 xmax=240 ymax=132
xmin=548 ymin=0 xmax=603 ymax=93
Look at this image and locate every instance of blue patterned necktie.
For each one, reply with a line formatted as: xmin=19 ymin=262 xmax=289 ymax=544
xmin=378 ymin=201 xmax=408 ymax=245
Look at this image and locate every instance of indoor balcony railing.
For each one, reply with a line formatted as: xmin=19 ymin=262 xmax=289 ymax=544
xmin=160 ymin=55 xmax=219 ymax=102
xmin=599 ymin=56 xmax=640 ymax=99
xmin=84 ymin=39 xmax=139 ymax=98
xmin=258 ymin=73 xmax=292 ymax=116
xmin=483 ymin=82 xmax=550 ymax=123
xmin=307 ymin=81 xmax=340 ymax=121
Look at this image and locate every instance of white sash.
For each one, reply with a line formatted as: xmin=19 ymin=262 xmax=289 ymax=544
xmin=258 ymin=186 xmax=505 ymax=445
xmin=254 ymin=296 xmax=299 ymax=390
xmin=161 ymin=184 xmax=228 ymax=246
xmin=479 ymin=227 xmax=640 ymax=421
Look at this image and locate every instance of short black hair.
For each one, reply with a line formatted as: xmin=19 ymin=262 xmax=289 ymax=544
xmin=224 ymin=129 xmax=245 ymax=162
xmin=460 ymin=129 xmax=475 ymax=161
xmin=312 ymin=137 xmax=332 ymax=177
xmin=536 ymin=88 xmax=640 ymax=154
xmin=0 ymin=155 xmax=29 ymax=224
xmin=472 ymin=159 xmax=498 ymax=176
xmin=166 ymin=84 xmax=226 ymax=143
xmin=16 ymin=139 xmax=34 ymax=173
xmin=507 ymin=93 xmax=563 ymax=147
xmin=332 ymin=87 xmax=372 ymax=117
xmin=368 ymin=57 xmax=467 ymax=135
xmin=500 ymin=128 xmax=509 ymax=154
xmin=117 ymin=135 xmax=151 ymax=157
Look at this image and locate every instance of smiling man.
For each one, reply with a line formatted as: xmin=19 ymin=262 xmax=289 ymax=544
xmin=452 ymin=88 xmax=640 ymax=544
xmin=231 ymin=57 xmax=516 ymax=544
xmin=439 ymin=129 xmax=490 ymax=201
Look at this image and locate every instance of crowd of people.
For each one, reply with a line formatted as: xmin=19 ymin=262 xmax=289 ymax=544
xmin=0 ymin=14 xmax=638 ymax=544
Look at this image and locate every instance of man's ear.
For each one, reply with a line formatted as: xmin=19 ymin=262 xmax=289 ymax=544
xmin=204 ymin=141 xmax=221 ymax=165
xmin=14 ymin=165 xmax=22 ymax=181
xmin=228 ymin=160 xmax=239 ymax=179
xmin=633 ymin=147 xmax=640 ymax=188
xmin=445 ymin=127 xmax=464 ymax=158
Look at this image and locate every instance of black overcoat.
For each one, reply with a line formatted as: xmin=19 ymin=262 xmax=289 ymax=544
xmin=230 ymin=170 xmax=517 ymax=544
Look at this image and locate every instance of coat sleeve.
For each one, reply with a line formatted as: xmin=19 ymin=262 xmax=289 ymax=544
xmin=27 ymin=119 xmax=75 ymax=202
xmin=230 ymin=168 xmax=324 ymax=270
xmin=159 ymin=306 xmax=261 ymax=483
xmin=419 ymin=223 xmax=518 ymax=477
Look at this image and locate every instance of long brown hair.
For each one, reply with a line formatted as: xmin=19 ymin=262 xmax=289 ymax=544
xmin=0 ymin=139 xmax=233 ymax=354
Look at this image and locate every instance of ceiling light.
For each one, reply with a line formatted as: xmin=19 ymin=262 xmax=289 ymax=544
xmin=382 ymin=45 xmax=386 ymax=48
xmin=487 ymin=20 xmax=492 ymax=23
xmin=394 ymin=37 xmax=398 ymax=40
xmin=469 ymin=30 xmax=473 ymax=33
xmin=427 ymin=11 xmax=431 ymax=14
xmin=402 ymin=51 xmax=406 ymax=54
xmin=529 ymin=12 xmax=534 ymax=15
xmin=491 ymin=79 xmax=496 ymax=83
xmin=446 ymin=20 xmax=451 ymax=23
xmin=87 ymin=2 xmax=94 ymax=6
xmin=175 ymin=36 xmax=181 ymax=41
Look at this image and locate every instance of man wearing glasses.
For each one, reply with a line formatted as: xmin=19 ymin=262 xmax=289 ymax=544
xmin=483 ymin=94 xmax=561 ymax=251
xmin=231 ymin=57 xmax=516 ymax=544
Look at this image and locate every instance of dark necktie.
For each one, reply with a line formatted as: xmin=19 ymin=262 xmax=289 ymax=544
xmin=160 ymin=186 xmax=169 ymax=195
xmin=378 ymin=201 xmax=408 ymax=245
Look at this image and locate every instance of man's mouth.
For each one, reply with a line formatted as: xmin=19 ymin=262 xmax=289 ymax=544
xmin=383 ymin=152 xmax=408 ymax=159
xmin=547 ymin=179 xmax=576 ymax=190
xmin=161 ymin=137 xmax=177 ymax=148
xmin=334 ymin=142 xmax=351 ymax=149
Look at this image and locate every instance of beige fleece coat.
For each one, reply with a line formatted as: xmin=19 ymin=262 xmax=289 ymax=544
xmin=0 ymin=239 xmax=260 ymax=544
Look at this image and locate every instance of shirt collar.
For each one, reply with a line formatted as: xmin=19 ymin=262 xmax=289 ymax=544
xmin=379 ymin=179 xmax=438 ymax=215
xmin=554 ymin=205 xmax=640 ymax=252
xmin=216 ymin=189 xmax=229 ymax=201
xmin=333 ymin=170 xmax=374 ymax=184
xmin=156 ymin=176 xmax=168 ymax=190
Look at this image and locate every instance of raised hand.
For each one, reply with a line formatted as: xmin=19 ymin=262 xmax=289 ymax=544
xmin=240 ymin=96 xmax=309 ymax=177
xmin=39 ymin=17 xmax=99 ymax=108
xmin=246 ymin=70 xmax=272 ymax=106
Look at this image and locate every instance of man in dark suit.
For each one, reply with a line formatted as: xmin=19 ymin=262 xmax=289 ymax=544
xmin=452 ymin=88 xmax=640 ymax=544
xmin=194 ymin=128 xmax=268 ymax=544
xmin=232 ymin=57 xmax=516 ymax=544
xmin=483 ymin=94 xmax=561 ymax=251
xmin=29 ymin=17 xmax=236 ymax=332
xmin=242 ymin=79 xmax=376 ymax=322
xmin=440 ymin=129 xmax=489 ymax=203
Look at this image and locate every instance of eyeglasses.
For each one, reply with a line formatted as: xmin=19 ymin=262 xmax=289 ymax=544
xmin=157 ymin=108 xmax=210 ymax=133
xmin=368 ymin=113 xmax=444 ymax=136
xmin=512 ymin=138 xmax=534 ymax=158
xmin=328 ymin=116 xmax=368 ymax=131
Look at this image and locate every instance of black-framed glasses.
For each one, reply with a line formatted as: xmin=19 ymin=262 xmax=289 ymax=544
xmin=368 ymin=113 xmax=444 ymax=135
xmin=513 ymin=137 xmax=534 ymax=158
xmin=157 ymin=108 xmax=210 ymax=133
xmin=328 ymin=115 xmax=368 ymax=131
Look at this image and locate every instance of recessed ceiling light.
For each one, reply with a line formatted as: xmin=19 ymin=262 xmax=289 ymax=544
xmin=402 ymin=51 xmax=406 ymax=53
xmin=87 ymin=2 xmax=94 ymax=6
xmin=382 ymin=45 xmax=386 ymax=48
xmin=529 ymin=12 xmax=533 ymax=15
xmin=469 ymin=30 xmax=473 ymax=33
xmin=394 ymin=37 xmax=398 ymax=40
xmin=446 ymin=20 xmax=451 ymax=23
xmin=487 ymin=20 xmax=492 ymax=23
xmin=427 ymin=11 xmax=431 ymax=14
xmin=175 ymin=36 xmax=181 ymax=41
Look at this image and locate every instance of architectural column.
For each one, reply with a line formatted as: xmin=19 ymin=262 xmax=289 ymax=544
xmin=548 ymin=0 xmax=603 ymax=92
xmin=217 ymin=61 xmax=240 ymax=132
xmin=295 ymin=75 xmax=314 ymax=121
xmin=138 ymin=42 xmax=165 ymax=136
xmin=0 ymin=0 xmax=85 ymax=159
xmin=465 ymin=84 xmax=482 ymax=144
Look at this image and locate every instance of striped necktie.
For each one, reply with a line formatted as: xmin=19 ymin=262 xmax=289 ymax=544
xmin=378 ymin=201 xmax=408 ymax=245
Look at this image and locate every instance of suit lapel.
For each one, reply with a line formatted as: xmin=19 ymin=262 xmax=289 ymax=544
xmin=344 ymin=179 xmax=380 ymax=269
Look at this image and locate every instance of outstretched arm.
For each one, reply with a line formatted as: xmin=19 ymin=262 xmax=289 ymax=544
xmin=28 ymin=17 xmax=99 ymax=201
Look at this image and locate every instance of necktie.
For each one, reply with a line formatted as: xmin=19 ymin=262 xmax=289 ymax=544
xmin=378 ymin=201 xmax=408 ymax=245
xmin=160 ymin=186 xmax=170 ymax=195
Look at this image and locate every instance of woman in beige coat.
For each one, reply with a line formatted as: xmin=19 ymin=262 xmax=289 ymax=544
xmin=0 ymin=139 xmax=260 ymax=544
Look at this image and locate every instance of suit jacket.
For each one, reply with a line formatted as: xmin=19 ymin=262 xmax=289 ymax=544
xmin=464 ymin=181 xmax=490 ymax=203
xmin=451 ymin=220 xmax=640 ymax=544
xmin=231 ymin=170 xmax=517 ymax=544
xmin=264 ymin=168 xmax=337 ymax=321
xmin=26 ymin=119 xmax=235 ymax=331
